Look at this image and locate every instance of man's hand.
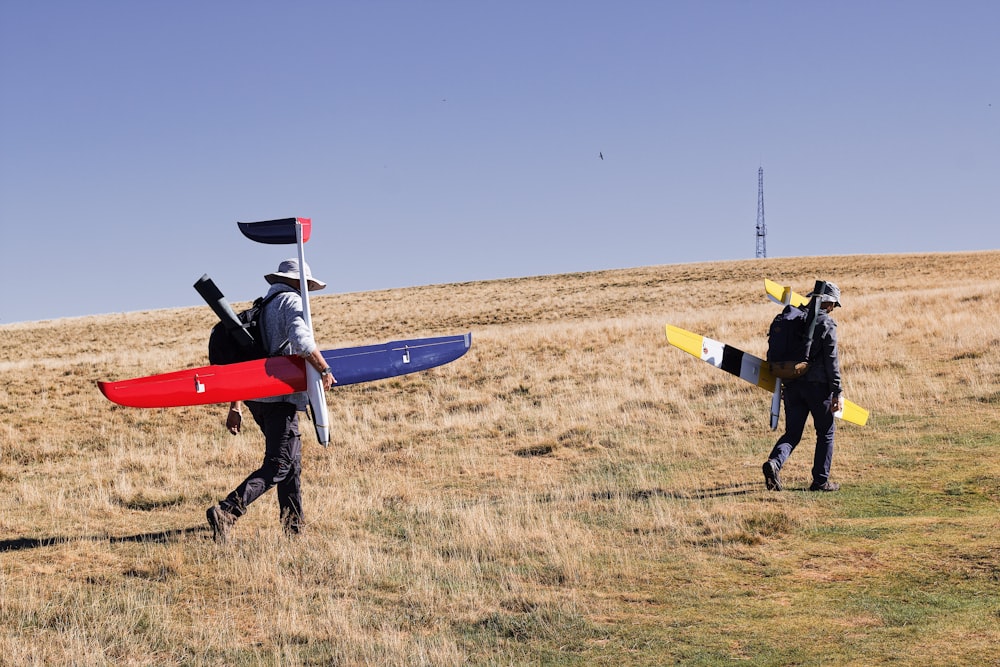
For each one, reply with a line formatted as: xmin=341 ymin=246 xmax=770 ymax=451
xmin=306 ymin=348 xmax=337 ymax=390
xmin=832 ymin=395 xmax=844 ymax=414
xmin=321 ymin=369 xmax=336 ymax=391
xmin=227 ymin=402 xmax=242 ymax=435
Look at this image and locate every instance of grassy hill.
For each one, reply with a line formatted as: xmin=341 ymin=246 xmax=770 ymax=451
xmin=1 ymin=251 xmax=998 ymax=665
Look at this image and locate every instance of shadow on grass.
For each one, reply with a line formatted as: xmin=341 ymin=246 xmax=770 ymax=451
xmin=0 ymin=525 xmax=207 ymax=553
xmin=527 ymin=482 xmax=763 ymax=506
xmin=590 ymin=481 xmax=761 ymax=502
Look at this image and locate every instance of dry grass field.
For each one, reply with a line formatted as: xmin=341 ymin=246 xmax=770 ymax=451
xmin=1 ymin=251 xmax=998 ymax=665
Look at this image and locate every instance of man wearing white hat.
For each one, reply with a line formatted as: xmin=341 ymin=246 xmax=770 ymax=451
xmin=207 ymin=258 xmax=336 ymax=542
xmin=763 ymin=281 xmax=845 ymax=492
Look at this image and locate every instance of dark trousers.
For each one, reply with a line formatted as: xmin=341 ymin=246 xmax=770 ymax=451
xmin=221 ymin=400 xmax=303 ymax=531
xmin=768 ymin=381 xmax=836 ymax=484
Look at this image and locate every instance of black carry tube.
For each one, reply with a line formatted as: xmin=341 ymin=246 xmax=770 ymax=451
xmin=193 ymin=274 xmax=255 ymax=349
xmin=802 ymin=280 xmax=826 ymax=359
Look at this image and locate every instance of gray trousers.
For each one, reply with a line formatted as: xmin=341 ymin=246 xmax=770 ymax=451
xmin=221 ymin=400 xmax=303 ymax=531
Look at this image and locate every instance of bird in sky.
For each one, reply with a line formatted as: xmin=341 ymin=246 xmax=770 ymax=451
xmin=599 ymin=152 xmax=604 ymax=160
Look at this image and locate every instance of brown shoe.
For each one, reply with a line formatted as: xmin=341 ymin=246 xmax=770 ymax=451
xmin=207 ymin=504 xmax=237 ymax=543
xmin=809 ymin=481 xmax=840 ymax=492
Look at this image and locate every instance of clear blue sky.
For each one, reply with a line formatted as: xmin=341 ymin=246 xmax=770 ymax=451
xmin=1 ymin=1 xmax=997 ymax=324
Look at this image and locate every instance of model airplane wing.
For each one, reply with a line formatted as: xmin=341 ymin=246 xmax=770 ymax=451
xmin=98 ymin=334 xmax=471 ymax=409
xmin=665 ymin=324 xmax=869 ymax=426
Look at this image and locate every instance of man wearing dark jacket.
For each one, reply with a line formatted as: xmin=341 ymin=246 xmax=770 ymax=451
xmin=762 ymin=282 xmax=844 ymax=492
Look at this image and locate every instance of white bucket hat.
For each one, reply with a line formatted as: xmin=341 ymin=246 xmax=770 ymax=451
xmin=265 ymin=258 xmax=327 ymax=291
xmin=808 ymin=281 xmax=841 ymax=307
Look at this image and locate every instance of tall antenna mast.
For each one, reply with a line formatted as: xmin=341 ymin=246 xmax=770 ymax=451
xmin=755 ymin=166 xmax=767 ymax=259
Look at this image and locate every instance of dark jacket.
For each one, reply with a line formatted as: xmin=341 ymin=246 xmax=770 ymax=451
xmin=801 ymin=309 xmax=842 ymax=396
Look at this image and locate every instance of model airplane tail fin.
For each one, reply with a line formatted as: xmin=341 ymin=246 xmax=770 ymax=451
xmin=237 ymin=217 xmax=311 ymax=244
xmin=764 ymin=279 xmax=809 ymax=308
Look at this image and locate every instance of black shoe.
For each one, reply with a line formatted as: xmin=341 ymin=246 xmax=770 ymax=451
xmin=207 ymin=504 xmax=237 ymax=543
xmin=762 ymin=460 xmax=782 ymax=491
xmin=809 ymin=481 xmax=840 ymax=492
xmin=281 ymin=508 xmax=304 ymax=537
xmin=283 ymin=524 xmax=304 ymax=538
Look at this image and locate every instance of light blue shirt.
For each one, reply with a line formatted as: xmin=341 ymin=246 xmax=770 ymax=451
xmin=251 ymin=283 xmax=318 ymax=410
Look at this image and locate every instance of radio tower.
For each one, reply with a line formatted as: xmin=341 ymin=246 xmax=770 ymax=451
xmin=755 ymin=166 xmax=767 ymax=259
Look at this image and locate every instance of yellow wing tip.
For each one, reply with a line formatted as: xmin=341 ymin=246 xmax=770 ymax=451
xmin=665 ymin=324 xmax=704 ymax=357
xmin=839 ymin=402 xmax=870 ymax=426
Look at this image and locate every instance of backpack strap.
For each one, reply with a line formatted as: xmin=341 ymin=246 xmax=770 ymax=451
xmin=257 ymin=291 xmax=290 ymax=356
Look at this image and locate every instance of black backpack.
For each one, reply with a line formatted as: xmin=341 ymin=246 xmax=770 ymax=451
xmin=207 ymin=292 xmax=286 ymax=365
xmin=766 ymin=305 xmax=815 ymax=380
